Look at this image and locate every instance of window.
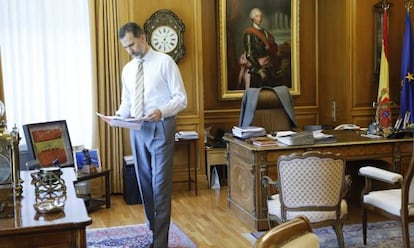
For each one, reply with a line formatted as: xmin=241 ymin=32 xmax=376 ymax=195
xmin=0 ymin=0 xmax=94 ymax=148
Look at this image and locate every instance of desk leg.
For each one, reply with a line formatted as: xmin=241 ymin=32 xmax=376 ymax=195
xmin=188 ymin=141 xmax=197 ymax=195
xmin=104 ymin=171 xmax=111 ymax=208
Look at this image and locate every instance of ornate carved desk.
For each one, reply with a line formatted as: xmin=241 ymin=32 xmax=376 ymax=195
xmin=0 ymin=168 xmax=92 ymax=247
xmin=224 ymin=130 xmax=413 ymax=231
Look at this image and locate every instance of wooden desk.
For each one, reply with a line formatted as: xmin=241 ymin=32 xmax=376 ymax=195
xmin=224 ymin=130 xmax=413 ymax=231
xmin=0 ymin=168 xmax=92 ymax=248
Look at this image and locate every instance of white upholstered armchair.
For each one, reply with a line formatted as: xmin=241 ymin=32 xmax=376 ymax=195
xmin=359 ymin=163 xmax=414 ymax=248
xmin=262 ymin=151 xmax=351 ymax=248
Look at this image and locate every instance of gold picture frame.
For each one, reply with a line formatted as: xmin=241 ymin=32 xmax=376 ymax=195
xmin=218 ymin=0 xmax=300 ymax=100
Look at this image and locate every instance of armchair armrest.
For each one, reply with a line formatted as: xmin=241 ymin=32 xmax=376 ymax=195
xmin=359 ymin=166 xmax=402 ymax=185
xmin=262 ymin=176 xmax=280 ymax=200
xmin=341 ymin=175 xmax=352 ymax=198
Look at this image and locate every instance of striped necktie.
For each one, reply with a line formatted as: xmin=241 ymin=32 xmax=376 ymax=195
xmin=132 ymin=61 xmax=144 ymax=119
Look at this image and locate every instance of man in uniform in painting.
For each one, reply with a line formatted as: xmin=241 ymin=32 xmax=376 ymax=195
xmin=239 ymin=7 xmax=283 ymax=89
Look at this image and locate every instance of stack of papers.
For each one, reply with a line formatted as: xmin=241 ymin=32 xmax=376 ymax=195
xmin=96 ymin=112 xmax=143 ymax=129
xmin=312 ymin=130 xmax=334 ymax=140
xmin=175 ymin=131 xmax=199 ymax=140
xmin=232 ymin=126 xmax=266 ymax=139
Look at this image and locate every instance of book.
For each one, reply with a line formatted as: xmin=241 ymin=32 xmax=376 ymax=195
xmin=251 ymin=137 xmax=278 ymax=147
xmin=277 ymin=131 xmax=314 ymax=145
xmin=96 ymin=112 xmax=143 ymax=129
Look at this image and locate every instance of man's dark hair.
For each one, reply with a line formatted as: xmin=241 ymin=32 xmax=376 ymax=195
xmin=118 ymin=22 xmax=144 ymax=39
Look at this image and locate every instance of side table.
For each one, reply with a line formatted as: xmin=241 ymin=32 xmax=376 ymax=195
xmin=75 ymin=169 xmax=111 ymax=211
xmin=175 ymin=139 xmax=198 ymax=195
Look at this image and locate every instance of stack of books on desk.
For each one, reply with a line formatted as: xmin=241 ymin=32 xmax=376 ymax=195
xmin=175 ymin=131 xmax=199 ymax=140
xmin=232 ymin=126 xmax=266 ymax=139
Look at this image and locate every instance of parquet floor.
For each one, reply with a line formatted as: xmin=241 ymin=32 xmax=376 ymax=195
xmin=88 ymin=182 xmax=385 ymax=248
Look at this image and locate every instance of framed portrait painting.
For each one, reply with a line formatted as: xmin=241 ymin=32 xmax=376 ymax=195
xmin=23 ymin=120 xmax=74 ymax=168
xmin=218 ymin=0 xmax=300 ymax=99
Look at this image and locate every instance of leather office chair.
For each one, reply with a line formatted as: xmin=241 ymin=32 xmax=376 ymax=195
xmin=262 ymin=151 xmax=351 ymax=248
xmin=254 ymin=216 xmax=320 ymax=248
xmin=239 ymin=86 xmax=297 ymax=133
xmin=359 ymin=159 xmax=414 ymax=248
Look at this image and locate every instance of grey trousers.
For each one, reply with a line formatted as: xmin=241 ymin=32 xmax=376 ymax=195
xmin=130 ymin=117 xmax=176 ymax=248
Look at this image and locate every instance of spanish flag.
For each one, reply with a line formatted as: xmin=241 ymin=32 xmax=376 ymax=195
xmin=376 ymin=7 xmax=392 ymax=135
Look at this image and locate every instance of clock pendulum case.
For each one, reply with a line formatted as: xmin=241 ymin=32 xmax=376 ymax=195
xmin=144 ymin=9 xmax=185 ymax=63
xmin=0 ymin=103 xmax=21 ymax=218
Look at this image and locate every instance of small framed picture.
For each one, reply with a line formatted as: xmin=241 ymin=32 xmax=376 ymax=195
xmin=74 ymin=149 xmax=101 ymax=173
xmin=23 ymin=120 xmax=74 ymax=168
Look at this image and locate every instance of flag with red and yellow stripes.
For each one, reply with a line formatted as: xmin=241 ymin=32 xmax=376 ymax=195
xmin=376 ymin=7 xmax=392 ymax=135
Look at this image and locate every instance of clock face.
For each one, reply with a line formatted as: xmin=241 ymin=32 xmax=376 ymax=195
xmin=150 ymin=26 xmax=178 ymax=53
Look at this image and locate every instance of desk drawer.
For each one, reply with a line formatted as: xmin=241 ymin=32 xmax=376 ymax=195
xmin=207 ymin=151 xmax=226 ymax=165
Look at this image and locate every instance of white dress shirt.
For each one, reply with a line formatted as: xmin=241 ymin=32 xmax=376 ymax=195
xmin=116 ymin=48 xmax=187 ymax=119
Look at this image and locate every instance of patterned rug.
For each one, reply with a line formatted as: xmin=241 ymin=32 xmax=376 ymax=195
xmin=86 ymin=222 xmax=197 ymax=248
xmin=248 ymin=221 xmax=414 ymax=248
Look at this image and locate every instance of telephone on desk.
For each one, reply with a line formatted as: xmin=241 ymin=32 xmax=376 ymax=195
xmin=334 ymin=124 xmax=360 ymax=130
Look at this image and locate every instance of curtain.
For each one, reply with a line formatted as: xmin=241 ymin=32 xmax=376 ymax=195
xmin=0 ymin=0 xmax=95 ymax=149
xmin=89 ymin=0 xmax=125 ymax=193
xmin=0 ymin=49 xmax=5 ymax=121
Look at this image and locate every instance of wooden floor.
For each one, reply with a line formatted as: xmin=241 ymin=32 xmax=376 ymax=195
xmin=88 ymin=183 xmax=385 ymax=248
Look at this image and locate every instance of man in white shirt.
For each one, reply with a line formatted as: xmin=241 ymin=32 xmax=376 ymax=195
xmin=116 ymin=22 xmax=187 ymax=248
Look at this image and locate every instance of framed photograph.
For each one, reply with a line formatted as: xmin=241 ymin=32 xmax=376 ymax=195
xmin=74 ymin=148 xmax=101 ymax=173
xmin=218 ymin=0 xmax=300 ymax=99
xmin=23 ymin=120 xmax=74 ymax=168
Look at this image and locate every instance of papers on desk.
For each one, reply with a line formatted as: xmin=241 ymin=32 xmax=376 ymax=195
xmin=361 ymin=133 xmax=382 ymax=139
xmin=175 ymin=131 xmax=199 ymax=140
xmin=96 ymin=112 xmax=143 ymax=129
xmin=274 ymin=131 xmax=297 ymax=137
xmin=313 ymin=130 xmax=334 ymax=140
xmin=232 ymin=126 xmax=266 ymax=139
xmin=272 ymin=130 xmax=334 ymax=145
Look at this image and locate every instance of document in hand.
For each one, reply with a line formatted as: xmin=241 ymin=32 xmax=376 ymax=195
xmin=96 ymin=112 xmax=143 ymax=130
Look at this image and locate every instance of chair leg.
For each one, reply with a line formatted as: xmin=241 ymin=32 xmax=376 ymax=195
xmin=362 ymin=206 xmax=367 ymax=245
xmin=333 ymin=223 xmax=345 ymax=248
xmin=402 ymin=219 xmax=410 ymax=248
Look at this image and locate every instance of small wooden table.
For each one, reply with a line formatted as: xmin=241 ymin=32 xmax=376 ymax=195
xmin=0 ymin=168 xmax=92 ymax=248
xmin=75 ymin=169 xmax=111 ymax=211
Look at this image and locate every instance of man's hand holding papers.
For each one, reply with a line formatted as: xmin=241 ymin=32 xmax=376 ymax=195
xmin=96 ymin=112 xmax=143 ymax=130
